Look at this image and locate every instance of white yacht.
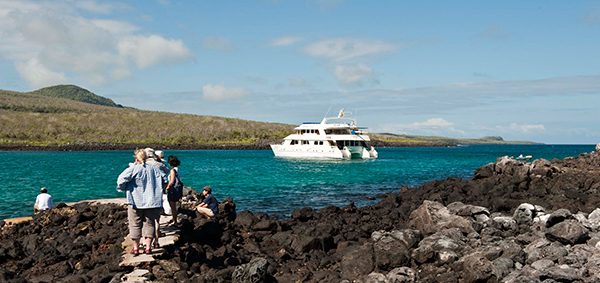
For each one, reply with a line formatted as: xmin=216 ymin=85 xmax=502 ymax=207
xmin=270 ymin=109 xmax=378 ymax=159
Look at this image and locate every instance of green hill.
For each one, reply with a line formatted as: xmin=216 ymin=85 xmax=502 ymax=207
xmin=0 ymin=87 xmax=293 ymax=146
xmin=0 ymin=85 xmax=539 ymax=148
xmin=30 ymin=85 xmax=120 ymax=107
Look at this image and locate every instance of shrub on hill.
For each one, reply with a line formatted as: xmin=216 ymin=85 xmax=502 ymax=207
xmin=30 ymin=85 xmax=120 ymax=107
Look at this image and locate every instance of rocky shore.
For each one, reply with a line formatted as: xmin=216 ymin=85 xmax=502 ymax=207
xmin=2 ymin=147 xmax=600 ymax=282
xmin=0 ymin=140 xmax=452 ymax=151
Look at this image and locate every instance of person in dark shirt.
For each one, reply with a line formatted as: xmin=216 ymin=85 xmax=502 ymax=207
xmin=195 ymin=186 xmax=218 ymax=219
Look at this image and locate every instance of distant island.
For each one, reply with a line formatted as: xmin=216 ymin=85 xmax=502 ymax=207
xmin=0 ymin=85 xmax=540 ymax=151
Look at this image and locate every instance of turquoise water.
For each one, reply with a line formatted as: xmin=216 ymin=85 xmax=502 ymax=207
xmin=1 ymin=145 xmax=594 ymax=220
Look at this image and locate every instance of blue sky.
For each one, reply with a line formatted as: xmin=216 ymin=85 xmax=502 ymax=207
xmin=1 ymin=0 xmax=600 ymax=144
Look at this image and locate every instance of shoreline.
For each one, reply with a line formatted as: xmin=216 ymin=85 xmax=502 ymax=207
xmin=3 ymin=150 xmax=600 ymax=282
xmin=0 ymin=140 xmax=455 ymax=151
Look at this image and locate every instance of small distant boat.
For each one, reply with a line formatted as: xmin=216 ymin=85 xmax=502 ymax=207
xmin=270 ymin=108 xmax=378 ymax=159
xmin=516 ymin=154 xmax=532 ymax=160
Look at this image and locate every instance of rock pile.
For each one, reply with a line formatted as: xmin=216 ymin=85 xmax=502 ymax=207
xmin=2 ymin=147 xmax=600 ymax=282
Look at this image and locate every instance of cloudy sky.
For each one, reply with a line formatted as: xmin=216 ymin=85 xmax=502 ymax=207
xmin=1 ymin=0 xmax=600 ymax=144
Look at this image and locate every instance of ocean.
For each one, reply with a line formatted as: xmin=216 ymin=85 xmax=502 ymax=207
xmin=0 ymin=144 xmax=595 ymax=220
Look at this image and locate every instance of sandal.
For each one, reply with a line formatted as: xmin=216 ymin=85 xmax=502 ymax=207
xmin=130 ymin=249 xmax=139 ymax=256
xmin=153 ymin=241 xmax=160 ymax=249
xmin=144 ymin=249 xmax=152 ymax=254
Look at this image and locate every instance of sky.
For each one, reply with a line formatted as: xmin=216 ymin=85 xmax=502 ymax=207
xmin=1 ymin=0 xmax=600 ymax=144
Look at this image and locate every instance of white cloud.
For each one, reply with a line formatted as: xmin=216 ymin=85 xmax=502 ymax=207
xmin=269 ymin=36 xmax=305 ymax=47
xmin=289 ymin=77 xmax=308 ymax=87
xmin=0 ymin=1 xmax=40 ymax=18
xmin=15 ymin=57 xmax=67 ymax=88
xmin=302 ymin=38 xmax=399 ymax=62
xmin=376 ymin=118 xmax=465 ymax=135
xmin=75 ymin=1 xmax=129 ymax=14
xmin=334 ymin=64 xmax=378 ymax=86
xmin=91 ymin=19 xmax=140 ymax=37
xmin=0 ymin=1 xmax=193 ymax=88
xmin=474 ymin=123 xmax=546 ymax=134
xmin=117 ymin=35 xmax=195 ymax=68
xmin=203 ymin=83 xmax=251 ymax=101
xmin=201 ymin=36 xmax=235 ymax=52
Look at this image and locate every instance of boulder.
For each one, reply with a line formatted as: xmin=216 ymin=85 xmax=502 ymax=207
xmin=291 ymin=207 xmax=315 ymax=222
xmin=234 ymin=211 xmax=258 ymax=229
xmin=372 ymin=232 xmax=411 ymax=271
xmin=340 ymin=243 xmax=375 ymax=280
xmin=540 ymin=265 xmax=583 ymax=282
xmin=411 ymin=231 xmax=465 ymax=265
xmin=545 ymin=219 xmax=589 ymax=245
xmin=457 ymin=253 xmax=496 ymax=283
xmin=513 ymin=203 xmax=536 ymax=225
xmin=490 ymin=216 xmax=517 ymax=231
xmin=386 ymin=267 xmax=418 ymax=283
xmin=545 ymin=209 xmax=573 ymax=228
xmin=447 ymin=202 xmax=490 ymax=223
xmin=473 ymin=163 xmax=495 ymax=180
xmin=408 ymin=201 xmax=474 ymax=236
xmin=364 ymin=272 xmax=386 ymax=283
xmin=231 ymin=257 xmax=269 ymax=283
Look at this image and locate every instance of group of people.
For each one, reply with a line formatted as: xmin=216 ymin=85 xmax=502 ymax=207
xmin=116 ymin=148 xmax=219 ymax=256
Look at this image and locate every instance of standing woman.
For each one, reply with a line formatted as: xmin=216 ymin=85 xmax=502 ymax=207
xmin=165 ymin=155 xmax=183 ymax=227
xmin=117 ymin=149 xmax=167 ymax=255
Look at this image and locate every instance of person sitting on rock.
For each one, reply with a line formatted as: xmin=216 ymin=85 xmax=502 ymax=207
xmin=34 ymin=187 xmax=53 ymax=213
xmin=195 ymin=186 xmax=219 ymax=219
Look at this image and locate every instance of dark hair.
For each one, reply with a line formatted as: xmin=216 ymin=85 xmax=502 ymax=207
xmin=168 ymin=155 xmax=181 ymax=167
xmin=40 ymin=187 xmax=47 ymax=193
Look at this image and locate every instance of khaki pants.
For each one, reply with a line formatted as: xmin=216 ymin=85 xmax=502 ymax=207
xmin=128 ymin=206 xmax=160 ymax=239
xmin=197 ymin=207 xmax=214 ymax=217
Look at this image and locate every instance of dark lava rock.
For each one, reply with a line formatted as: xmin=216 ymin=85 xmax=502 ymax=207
xmin=545 ymin=219 xmax=589 ymax=245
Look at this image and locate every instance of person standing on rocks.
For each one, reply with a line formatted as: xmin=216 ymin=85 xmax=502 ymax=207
xmin=117 ymin=149 xmax=167 ymax=255
xmin=33 ymin=187 xmax=53 ymax=213
xmin=143 ymin=148 xmax=169 ymax=248
xmin=165 ymin=155 xmax=183 ymax=227
xmin=144 ymin=148 xmax=169 ymax=175
xmin=195 ymin=186 xmax=219 ymax=219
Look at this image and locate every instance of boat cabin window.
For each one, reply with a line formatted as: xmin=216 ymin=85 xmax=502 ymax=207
xmin=302 ymin=140 xmax=310 ymax=145
xmin=290 ymin=140 xmax=299 ymax=145
xmin=335 ymin=140 xmax=366 ymax=148
xmin=325 ymin=129 xmax=351 ymax=135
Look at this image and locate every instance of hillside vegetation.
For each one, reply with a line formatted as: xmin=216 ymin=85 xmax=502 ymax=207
xmin=0 ymin=87 xmax=292 ymax=146
xmin=0 ymin=85 xmax=537 ymax=148
xmin=30 ymin=85 xmax=120 ymax=107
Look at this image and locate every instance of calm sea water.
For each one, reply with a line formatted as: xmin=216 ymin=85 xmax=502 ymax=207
xmin=0 ymin=145 xmax=594 ymax=220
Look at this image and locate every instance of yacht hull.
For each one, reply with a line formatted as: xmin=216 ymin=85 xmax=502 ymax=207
xmin=270 ymin=144 xmax=375 ymax=159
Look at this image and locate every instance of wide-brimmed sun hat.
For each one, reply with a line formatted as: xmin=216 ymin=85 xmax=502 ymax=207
xmin=155 ymin=150 xmax=165 ymax=161
xmin=144 ymin=148 xmax=156 ymax=159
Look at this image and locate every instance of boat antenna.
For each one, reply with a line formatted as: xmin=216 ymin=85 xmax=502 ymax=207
xmin=324 ymin=101 xmax=336 ymax=120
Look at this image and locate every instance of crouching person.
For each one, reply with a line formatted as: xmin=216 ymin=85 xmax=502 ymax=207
xmin=195 ymin=186 xmax=218 ymax=219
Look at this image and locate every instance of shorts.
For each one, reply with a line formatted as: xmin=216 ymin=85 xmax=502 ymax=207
xmin=197 ymin=207 xmax=215 ymax=217
xmin=127 ymin=206 xmax=161 ymax=239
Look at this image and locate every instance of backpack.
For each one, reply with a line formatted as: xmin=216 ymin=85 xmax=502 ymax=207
xmin=167 ymin=169 xmax=184 ymax=201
